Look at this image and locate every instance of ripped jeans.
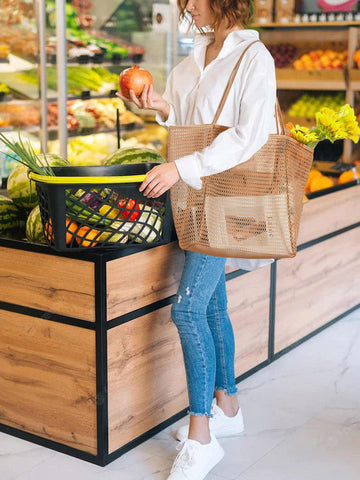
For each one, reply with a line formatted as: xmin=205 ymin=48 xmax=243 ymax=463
xmin=171 ymin=250 xmax=238 ymax=418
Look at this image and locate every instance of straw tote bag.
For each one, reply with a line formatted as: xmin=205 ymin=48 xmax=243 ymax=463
xmin=167 ymin=40 xmax=314 ymax=259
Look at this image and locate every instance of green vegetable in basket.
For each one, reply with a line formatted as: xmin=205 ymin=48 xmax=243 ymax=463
xmin=128 ymin=205 xmax=163 ymax=243
xmin=98 ymin=229 xmax=128 ymax=244
xmin=65 ymin=194 xmax=113 ymax=227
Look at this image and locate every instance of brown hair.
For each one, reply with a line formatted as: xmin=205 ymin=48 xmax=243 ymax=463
xmin=177 ymin=0 xmax=254 ymax=32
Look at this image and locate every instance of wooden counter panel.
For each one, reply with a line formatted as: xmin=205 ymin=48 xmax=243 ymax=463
xmin=275 ymin=227 xmax=360 ymax=353
xmin=107 ymin=242 xmax=185 ymax=320
xmin=0 ymin=248 xmax=95 ymax=321
xmin=227 ymin=266 xmax=271 ymax=376
xmin=0 ymin=310 xmax=97 ymax=454
xmin=108 ymin=305 xmax=187 ymax=453
xmin=297 ymin=186 xmax=360 ymax=245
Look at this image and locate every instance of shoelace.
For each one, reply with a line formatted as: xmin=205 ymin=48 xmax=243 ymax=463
xmin=170 ymin=439 xmax=199 ymax=473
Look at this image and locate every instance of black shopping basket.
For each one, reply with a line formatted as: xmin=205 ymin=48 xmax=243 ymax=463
xmin=29 ymin=164 xmax=173 ymax=252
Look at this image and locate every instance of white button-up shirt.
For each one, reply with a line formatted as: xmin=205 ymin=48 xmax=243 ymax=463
xmin=156 ymin=28 xmax=277 ymax=271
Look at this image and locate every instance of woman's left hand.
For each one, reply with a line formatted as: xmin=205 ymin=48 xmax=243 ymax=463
xmin=139 ymin=163 xmax=180 ymax=198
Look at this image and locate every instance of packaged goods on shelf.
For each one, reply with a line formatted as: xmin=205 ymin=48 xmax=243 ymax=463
xmin=0 ymin=25 xmax=37 ymax=60
xmin=275 ymin=0 xmax=295 ymax=23
xmin=0 ymin=0 xmax=35 ymax=26
xmin=253 ymin=0 xmax=274 ymax=24
xmin=0 ymin=102 xmax=39 ymax=127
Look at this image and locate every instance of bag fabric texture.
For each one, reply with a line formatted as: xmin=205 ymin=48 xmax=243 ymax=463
xmin=167 ymin=40 xmax=314 ymax=259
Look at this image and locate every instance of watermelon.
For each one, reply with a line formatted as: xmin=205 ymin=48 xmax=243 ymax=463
xmin=7 ymin=154 xmax=68 ymax=209
xmin=26 ymin=205 xmax=46 ymax=244
xmin=0 ymin=194 xmax=27 ymax=239
xmin=102 ymin=146 xmax=165 ymax=165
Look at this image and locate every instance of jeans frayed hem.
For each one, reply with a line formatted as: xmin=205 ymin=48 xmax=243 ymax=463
xmin=214 ymin=386 xmax=238 ymax=396
xmin=187 ymin=409 xmax=214 ymax=418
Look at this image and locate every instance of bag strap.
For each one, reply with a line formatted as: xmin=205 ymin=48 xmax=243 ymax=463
xmin=211 ymin=39 xmax=285 ymax=135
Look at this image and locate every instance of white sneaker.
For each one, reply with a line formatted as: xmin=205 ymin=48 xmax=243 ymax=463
xmin=167 ymin=432 xmax=224 ymax=480
xmin=176 ymin=402 xmax=245 ymax=442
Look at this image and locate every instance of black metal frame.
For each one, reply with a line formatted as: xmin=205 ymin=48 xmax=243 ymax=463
xmin=0 ymin=219 xmax=359 ymax=466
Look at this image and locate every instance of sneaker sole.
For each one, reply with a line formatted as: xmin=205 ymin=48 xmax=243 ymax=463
xmin=176 ymin=425 xmax=245 ymax=442
xmin=200 ymin=445 xmax=225 ymax=479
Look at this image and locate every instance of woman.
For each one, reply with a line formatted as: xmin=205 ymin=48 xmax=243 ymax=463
xmin=117 ymin=1 xmax=277 ymax=478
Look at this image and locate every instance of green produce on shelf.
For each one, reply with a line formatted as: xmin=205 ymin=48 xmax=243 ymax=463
xmin=0 ymin=194 xmax=26 ymax=239
xmin=16 ymin=67 xmax=119 ymax=95
xmin=26 ymin=205 xmax=46 ymax=244
xmin=0 ymin=83 xmax=10 ymax=95
xmin=46 ymin=2 xmax=78 ymax=29
xmin=288 ymin=93 xmax=345 ymax=118
xmin=66 ymin=29 xmax=129 ymax=60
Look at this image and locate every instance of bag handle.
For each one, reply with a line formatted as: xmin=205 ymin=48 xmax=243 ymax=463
xmin=212 ymin=39 xmax=285 ymax=135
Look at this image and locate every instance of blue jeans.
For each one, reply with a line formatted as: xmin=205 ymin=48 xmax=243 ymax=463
xmin=171 ymin=250 xmax=238 ymax=418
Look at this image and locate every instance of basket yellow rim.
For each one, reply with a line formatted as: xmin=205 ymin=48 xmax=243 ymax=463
xmin=29 ymin=172 xmax=147 ymax=184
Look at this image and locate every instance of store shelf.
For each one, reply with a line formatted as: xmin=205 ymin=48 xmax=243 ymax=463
xmin=348 ymin=68 xmax=360 ymax=90
xmin=252 ymin=21 xmax=360 ymax=28
xmin=0 ymin=54 xmax=34 ymax=73
xmin=45 ymin=62 xmax=135 ymax=68
xmin=276 ymin=68 xmax=346 ymax=90
xmin=0 ymin=123 xmax=145 ymax=137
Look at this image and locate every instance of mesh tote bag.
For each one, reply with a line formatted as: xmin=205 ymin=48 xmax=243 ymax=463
xmin=167 ymin=40 xmax=314 ymax=259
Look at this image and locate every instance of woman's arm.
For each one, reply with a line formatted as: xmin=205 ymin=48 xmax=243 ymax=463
xmin=174 ymin=50 xmax=277 ymax=190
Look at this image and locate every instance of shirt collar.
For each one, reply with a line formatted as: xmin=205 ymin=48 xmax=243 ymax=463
xmin=193 ymin=29 xmax=260 ymax=71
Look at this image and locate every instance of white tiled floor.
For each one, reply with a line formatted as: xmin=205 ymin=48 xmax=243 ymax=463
xmin=1 ymin=307 xmax=360 ymax=480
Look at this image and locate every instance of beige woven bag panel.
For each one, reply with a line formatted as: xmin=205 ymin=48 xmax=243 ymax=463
xmin=167 ymin=40 xmax=314 ymax=259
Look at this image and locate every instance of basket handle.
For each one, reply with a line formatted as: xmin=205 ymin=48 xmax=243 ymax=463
xmin=275 ymin=96 xmax=286 ymax=135
xmin=212 ymin=39 xmax=286 ymax=136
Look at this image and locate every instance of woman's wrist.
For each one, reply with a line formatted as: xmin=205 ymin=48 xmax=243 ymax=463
xmin=157 ymin=102 xmax=170 ymax=122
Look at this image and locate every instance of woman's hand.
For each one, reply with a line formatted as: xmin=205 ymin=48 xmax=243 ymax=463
xmin=139 ymin=163 xmax=180 ymax=198
xmin=116 ymin=84 xmax=169 ymax=120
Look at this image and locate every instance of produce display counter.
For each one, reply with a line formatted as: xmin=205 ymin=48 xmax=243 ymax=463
xmin=0 ymin=184 xmax=359 ymax=466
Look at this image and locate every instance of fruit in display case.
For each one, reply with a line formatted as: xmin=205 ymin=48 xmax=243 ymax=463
xmin=308 ymin=172 xmax=334 ymax=192
xmin=267 ymin=43 xmax=300 ymax=68
xmin=304 ymin=169 xmax=322 ymax=193
xmin=0 ymin=194 xmax=26 ymax=239
xmin=119 ymin=65 xmax=153 ymax=99
xmin=338 ymin=169 xmax=360 ymax=183
xmin=287 ymin=93 xmax=345 ymax=118
xmin=0 ymin=44 xmax=9 ymax=62
xmin=293 ymin=49 xmax=347 ymax=70
xmin=353 ymin=49 xmax=360 ymax=69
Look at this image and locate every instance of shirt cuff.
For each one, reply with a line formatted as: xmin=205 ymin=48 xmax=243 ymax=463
xmin=174 ymin=153 xmax=203 ymax=190
xmin=155 ymin=103 xmax=176 ymax=128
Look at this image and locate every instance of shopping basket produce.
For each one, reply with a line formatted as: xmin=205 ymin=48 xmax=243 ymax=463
xmin=28 ymin=164 xmax=172 ymax=251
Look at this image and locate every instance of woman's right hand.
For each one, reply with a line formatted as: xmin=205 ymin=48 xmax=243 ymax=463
xmin=116 ymin=84 xmax=169 ymax=121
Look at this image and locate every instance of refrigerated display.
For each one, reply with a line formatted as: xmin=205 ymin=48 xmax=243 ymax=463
xmin=0 ymin=0 xmax=172 ymax=183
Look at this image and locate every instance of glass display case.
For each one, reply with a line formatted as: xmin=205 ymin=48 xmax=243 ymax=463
xmin=0 ymin=0 xmax=176 ymax=183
